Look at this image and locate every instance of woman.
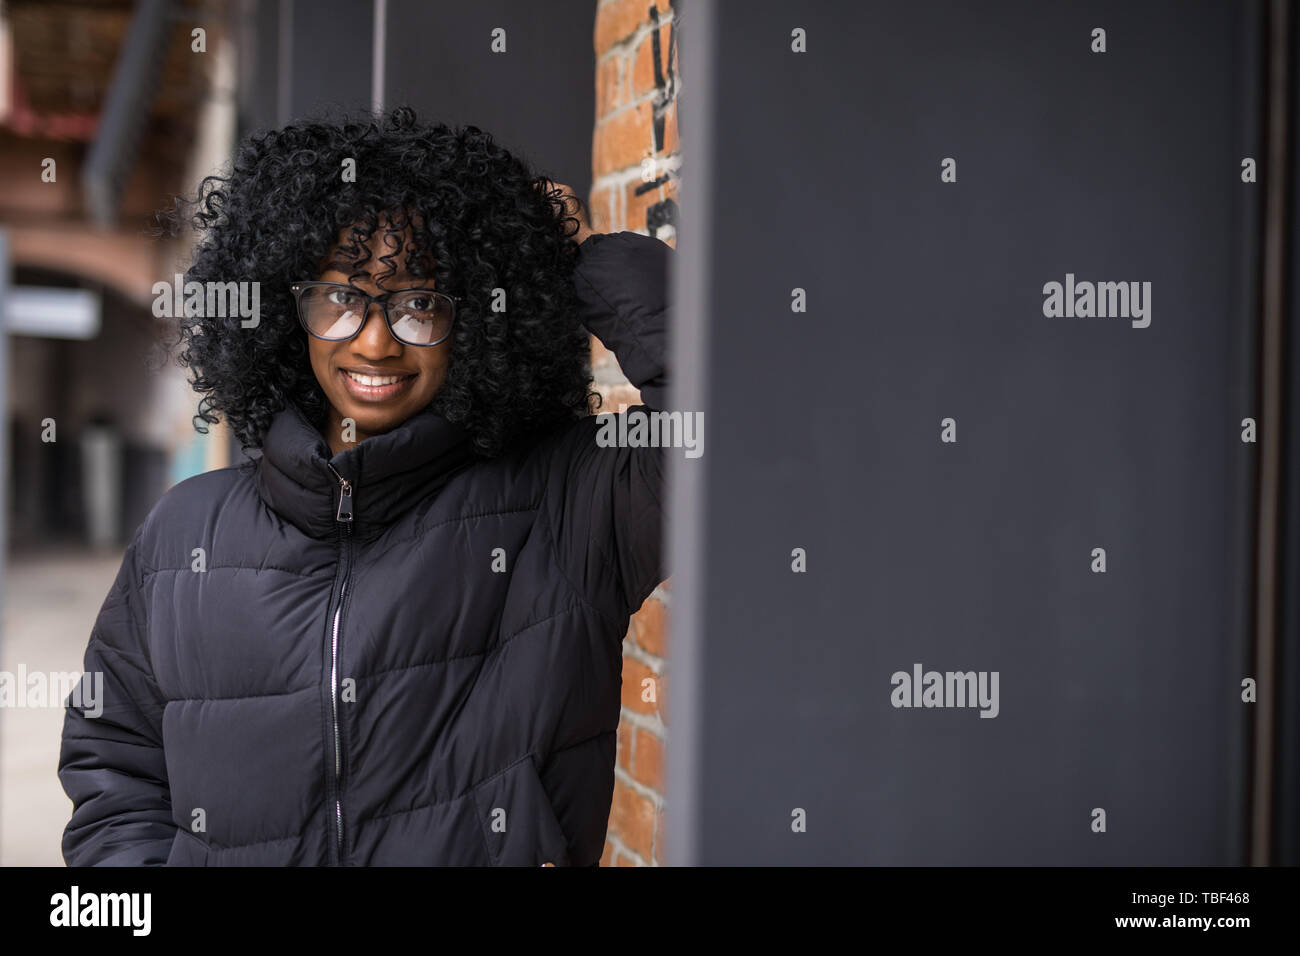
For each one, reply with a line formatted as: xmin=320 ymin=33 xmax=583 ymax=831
xmin=57 ymin=106 xmax=671 ymax=866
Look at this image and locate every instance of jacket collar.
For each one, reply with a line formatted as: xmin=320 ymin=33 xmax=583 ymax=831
xmin=255 ymin=401 xmax=475 ymax=542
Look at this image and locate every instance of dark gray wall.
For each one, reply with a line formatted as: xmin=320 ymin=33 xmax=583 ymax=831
xmin=236 ymin=0 xmax=593 ymax=198
xmin=385 ymin=0 xmax=596 ymax=192
xmin=237 ymin=0 xmax=594 ymax=194
xmin=668 ymin=0 xmax=1262 ymax=865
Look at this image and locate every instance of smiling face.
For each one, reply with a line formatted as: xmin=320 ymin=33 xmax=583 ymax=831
xmin=306 ymin=217 xmax=452 ymax=456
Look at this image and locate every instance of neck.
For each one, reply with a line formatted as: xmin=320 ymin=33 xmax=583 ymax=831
xmin=324 ymin=408 xmax=374 ymax=457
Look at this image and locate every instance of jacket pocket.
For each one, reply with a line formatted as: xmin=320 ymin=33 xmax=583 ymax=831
xmin=165 ymin=829 xmax=209 ymax=866
xmin=471 ymin=753 xmax=572 ymax=867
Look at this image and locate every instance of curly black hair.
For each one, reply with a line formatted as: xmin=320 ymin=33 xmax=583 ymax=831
xmin=161 ymin=105 xmax=595 ymax=457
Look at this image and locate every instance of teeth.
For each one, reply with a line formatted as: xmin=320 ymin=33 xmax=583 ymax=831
xmin=344 ymin=371 xmax=406 ymax=387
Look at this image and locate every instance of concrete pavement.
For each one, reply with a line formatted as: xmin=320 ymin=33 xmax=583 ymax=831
xmin=1 ymin=548 xmax=123 ymax=866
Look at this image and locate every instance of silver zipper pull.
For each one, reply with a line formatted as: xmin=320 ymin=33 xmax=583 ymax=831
xmin=326 ymin=464 xmax=354 ymax=524
xmin=336 ymin=479 xmax=353 ymax=524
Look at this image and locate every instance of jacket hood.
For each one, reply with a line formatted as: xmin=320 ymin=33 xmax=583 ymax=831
xmin=255 ymin=401 xmax=475 ymax=542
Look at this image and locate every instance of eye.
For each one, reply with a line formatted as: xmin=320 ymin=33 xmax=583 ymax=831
xmin=395 ymin=291 xmax=446 ymax=316
xmin=326 ymin=287 xmax=360 ymax=307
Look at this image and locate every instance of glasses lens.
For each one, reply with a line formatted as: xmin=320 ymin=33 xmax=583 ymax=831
xmin=388 ymin=290 xmax=454 ymax=345
xmin=299 ymin=285 xmax=365 ymax=339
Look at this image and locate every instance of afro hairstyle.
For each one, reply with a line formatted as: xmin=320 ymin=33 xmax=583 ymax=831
xmin=161 ymin=105 xmax=597 ymax=458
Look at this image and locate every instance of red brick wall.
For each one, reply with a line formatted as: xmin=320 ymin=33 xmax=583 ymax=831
xmin=589 ymin=0 xmax=681 ymax=867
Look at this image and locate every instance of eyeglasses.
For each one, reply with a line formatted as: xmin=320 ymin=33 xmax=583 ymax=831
xmin=289 ymin=281 xmax=457 ymax=347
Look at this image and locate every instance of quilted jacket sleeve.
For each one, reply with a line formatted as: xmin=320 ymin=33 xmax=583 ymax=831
xmin=544 ymin=231 xmax=674 ymax=623
xmin=58 ymin=528 xmax=176 ymax=865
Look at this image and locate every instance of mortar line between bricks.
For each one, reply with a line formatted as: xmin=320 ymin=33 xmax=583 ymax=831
xmin=619 ymin=706 xmax=667 ymax=741
xmin=607 ymin=828 xmax=650 ymax=864
xmin=621 ymin=636 xmax=665 ymax=670
xmin=591 ymin=154 xmax=683 ymax=193
xmin=613 ymin=769 xmax=665 ymax=821
xmin=619 ymin=703 xmax=666 ymax=732
xmin=589 ymin=172 xmax=677 ymax=200
xmin=594 ymin=83 xmax=683 ymax=127
xmin=605 ymin=833 xmax=650 ymax=867
xmin=596 ymin=14 xmax=678 ymax=67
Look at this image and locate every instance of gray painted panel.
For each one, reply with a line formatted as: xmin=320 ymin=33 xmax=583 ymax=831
xmin=384 ymin=0 xmax=597 ymax=198
xmin=671 ymin=0 xmax=1256 ymax=865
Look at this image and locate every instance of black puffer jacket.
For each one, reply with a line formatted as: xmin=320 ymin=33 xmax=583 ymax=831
xmin=58 ymin=231 xmax=671 ymax=866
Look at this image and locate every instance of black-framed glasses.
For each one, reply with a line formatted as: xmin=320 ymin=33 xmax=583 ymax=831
xmin=289 ymin=281 xmax=458 ymax=347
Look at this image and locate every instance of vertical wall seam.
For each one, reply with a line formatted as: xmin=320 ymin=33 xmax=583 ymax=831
xmin=1251 ymin=0 xmax=1293 ymax=867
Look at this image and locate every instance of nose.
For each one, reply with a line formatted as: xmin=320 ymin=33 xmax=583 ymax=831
xmin=350 ymin=299 xmax=402 ymax=357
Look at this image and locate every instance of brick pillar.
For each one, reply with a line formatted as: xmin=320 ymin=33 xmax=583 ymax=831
xmin=590 ymin=0 xmax=681 ymax=867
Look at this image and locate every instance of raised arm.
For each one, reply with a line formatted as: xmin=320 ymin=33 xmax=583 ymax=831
xmin=574 ymin=231 xmax=669 ymax=410
xmin=543 ymin=227 xmax=674 ymax=625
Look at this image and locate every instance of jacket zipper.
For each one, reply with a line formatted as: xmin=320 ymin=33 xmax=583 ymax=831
xmin=325 ymin=462 xmax=354 ymax=864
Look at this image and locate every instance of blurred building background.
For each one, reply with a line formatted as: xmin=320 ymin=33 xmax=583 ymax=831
xmin=0 ymin=0 xmax=236 ymax=865
xmin=2 ymin=0 xmax=233 ymax=552
xmin=0 ymin=0 xmax=678 ymax=866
